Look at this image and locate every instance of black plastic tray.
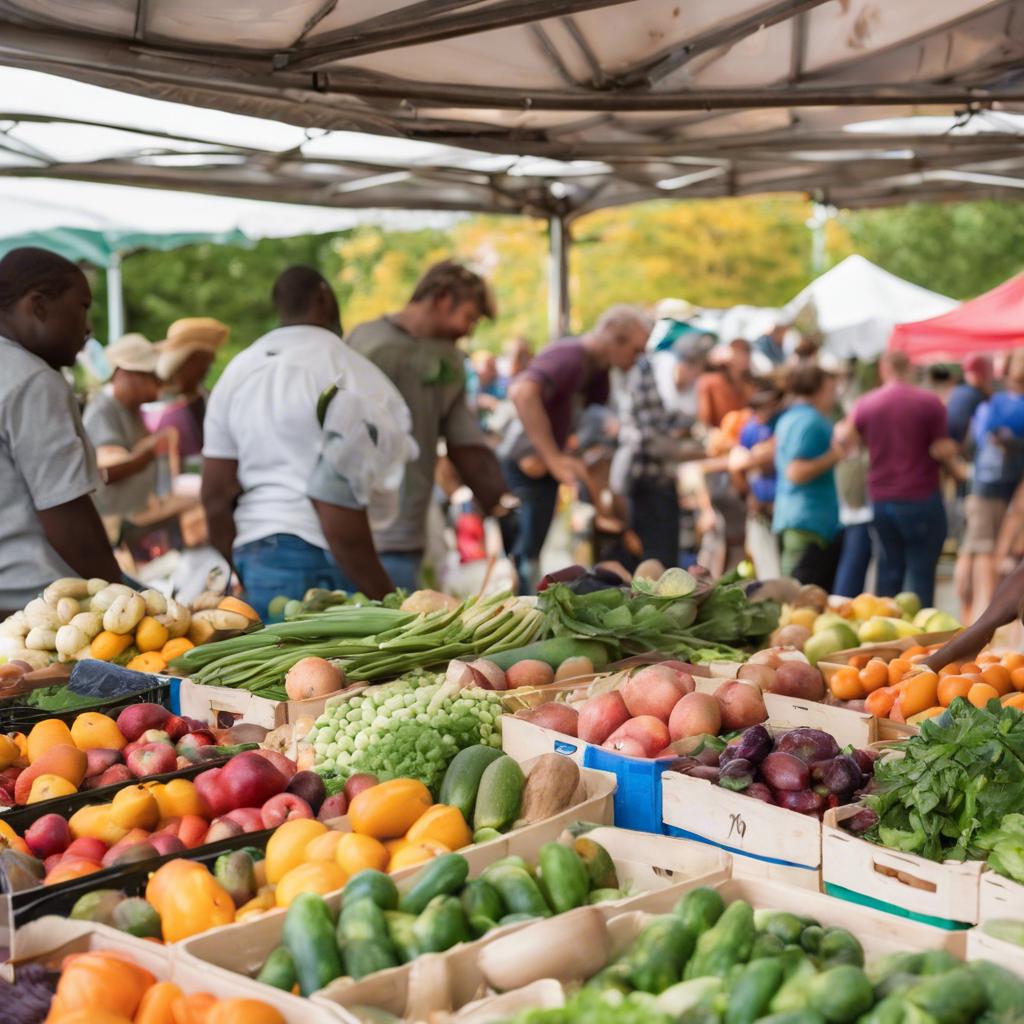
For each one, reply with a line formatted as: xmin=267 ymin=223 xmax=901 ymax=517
xmin=0 ymin=683 xmax=172 ymax=732
xmin=0 ymin=754 xmax=239 ymax=833
xmin=8 ymin=825 xmax=275 ymax=931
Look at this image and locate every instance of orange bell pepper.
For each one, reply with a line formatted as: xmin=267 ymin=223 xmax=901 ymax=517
xmin=145 ymin=860 xmax=235 ymax=942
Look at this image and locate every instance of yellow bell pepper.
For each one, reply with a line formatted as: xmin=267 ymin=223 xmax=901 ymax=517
xmin=265 ymin=818 xmax=327 ymax=883
xmin=235 ymin=885 xmax=277 ymax=922
xmin=145 ymin=860 xmax=235 ymax=942
xmin=404 ymin=803 xmax=472 ymax=851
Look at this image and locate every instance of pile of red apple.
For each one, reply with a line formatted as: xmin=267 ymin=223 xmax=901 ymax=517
xmin=514 ymin=663 xmax=770 ymax=758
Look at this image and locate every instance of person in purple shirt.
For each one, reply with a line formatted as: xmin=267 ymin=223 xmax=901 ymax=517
xmin=500 ymin=306 xmax=651 ymax=591
xmin=843 ymin=351 xmax=959 ymax=606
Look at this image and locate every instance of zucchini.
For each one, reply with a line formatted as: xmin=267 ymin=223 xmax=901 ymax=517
xmin=574 ymin=837 xmax=619 ymax=890
xmin=805 ymin=966 xmax=874 ymax=1023
xmin=398 ymin=853 xmax=469 ymax=915
xmin=384 ymin=910 xmax=420 ymax=963
xmin=343 ymin=869 xmax=399 ymax=911
xmin=488 ymin=639 xmax=609 ymax=672
xmin=461 ymin=878 xmax=505 ymax=924
xmin=675 ymin=887 xmax=726 ymax=936
xmin=537 ymin=842 xmax=590 ymax=914
xmin=753 ymin=910 xmax=805 ymax=946
xmin=473 ymin=756 xmax=525 ymax=832
xmin=754 ymin=1013 xmax=826 ymax=1024
xmin=439 ymin=745 xmax=505 ymax=823
xmin=282 ymin=892 xmax=343 ymax=997
xmin=904 ymin=967 xmax=987 ymax=1024
xmin=725 ymin=958 xmax=784 ymax=1024
xmin=685 ymin=900 xmax=755 ymax=980
xmin=498 ymin=911 xmax=541 ymax=926
xmin=337 ymin=897 xmax=392 ymax=948
xmin=482 ymin=864 xmax=552 ymax=918
xmin=816 ymin=928 xmax=864 ymax=969
xmin=626 ymin=915 xmax=695 ymax=994
xmin=587 ymin=888 xmax=623 ymax=905
xmin=344 ymin=940 xmax=398 ymax=980
xmin=256 ymin=946 xmax=296 ymax=992
xmin=967 ymin=959 xmax=1024 ymax=1016
xmin=411 ymin=895 xmax=469 ymax=953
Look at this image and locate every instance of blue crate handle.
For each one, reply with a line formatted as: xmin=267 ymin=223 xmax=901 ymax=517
xmin=554 ymin=740 xmax=579 ymax=756
xmin=582 ymin=745 xmax=664 ymax=833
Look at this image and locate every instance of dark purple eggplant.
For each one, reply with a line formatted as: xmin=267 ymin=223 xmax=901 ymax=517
xmin=817 ymin=755 xmax=865 ymax=796
xmin=775 ymin=789 xmax=826 ymax=815
xmin=727 ymin=725 xmax=773 ymax=765
xmin=719 ymin=758 xmax=754 ymax=791
xmin=744 ymin=782 xmax=777 ymax=805
xmin=760 ymin=751 xmax=811 ymax=792
xmin=680 ymin=764 xmax=721 ymax=783
xmin=775 ymin=728 xmax=840 ymax=765
xmin=844 ymin=807 xmax=880 ymax=834
xmin=850 ymin=748 xmax=879 ymax=776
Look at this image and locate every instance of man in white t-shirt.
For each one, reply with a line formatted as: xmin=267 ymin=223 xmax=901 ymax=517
xmin=201 ymin=267 xmax=417 ymax=616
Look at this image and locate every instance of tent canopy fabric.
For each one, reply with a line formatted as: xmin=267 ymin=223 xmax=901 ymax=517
xmin=3 ymin=3 xmax=1024 ymax=215
xmin=889 ymin=272 xmax=1024 ymax=363
xmin=782 ymin=254 xmax=957 ymax=359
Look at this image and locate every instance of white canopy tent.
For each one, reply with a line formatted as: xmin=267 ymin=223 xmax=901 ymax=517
xmin=3 ymin=2 xmax=1024 ymax=333
xmin=782 ymin=254 xmax=958 ymax=359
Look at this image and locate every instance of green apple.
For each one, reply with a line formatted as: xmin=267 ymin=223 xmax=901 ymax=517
xmin=895 ymin=591 xmax=921 ymax=618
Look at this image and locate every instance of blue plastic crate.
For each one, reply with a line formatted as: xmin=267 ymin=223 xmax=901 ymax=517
xmin=582 ymin=745 xmax=666 ymax=833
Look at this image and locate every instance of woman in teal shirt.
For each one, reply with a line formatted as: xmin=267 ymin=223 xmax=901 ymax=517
xmin=773 ymin=365 xmax=844 ymax=580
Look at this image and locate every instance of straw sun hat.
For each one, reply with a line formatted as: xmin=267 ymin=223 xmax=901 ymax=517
xmin=156 ymin=317 xmax=230 ymax=381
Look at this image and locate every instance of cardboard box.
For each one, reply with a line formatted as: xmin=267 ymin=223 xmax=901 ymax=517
xmin=177 ymin=827 xmax=730 ymax=1021
xmin=822 ymin=804 xmax=986 ymax=926
xmin=178 ymin=677 xmax=332 ymax=730
xmin=978 ymin=869 xmax=1024 ymax=921
xmin=3 ymin=918 xmax=347 ymax=1024
xmin=319 ymin=873 xmax=965 ymax=1023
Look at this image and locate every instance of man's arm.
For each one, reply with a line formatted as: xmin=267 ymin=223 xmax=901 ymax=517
xmin=508 ymin=377 xmax=580 ymax=486
xmin=787 ymin=446 xmax=843 ymax=486
xmin=447 ymin=444 xmax=507 ymax=513
xmin=201 ymin=457 xmax=242 ymax=570
xmin=38 ymin=496 xmax=122 ymax=583
xmin=312 ymin=501 xmax=393 ymax=600
xmin=924 ymin=561 xmax=1024 ymax=670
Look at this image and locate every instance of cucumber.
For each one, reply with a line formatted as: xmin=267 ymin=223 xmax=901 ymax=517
xmin=816 ymin=928 xmax=863 ymax=969
xmin=256 ymin=946 xmax=296 ymax=992
xmin=968 ymin=959 xmax=1024 ymax=1016
xmin=537 ymin=842 xmax=590 ymax=914
xmin=398 ymin=853 xmax=469 ymax=915
xmin=725 ymin=957 xmax=784 ymax=1024
xmin=439 ymin=745 xmax=505 ymax=822
xmin=498 ymin=912 xmax=540 ymax=926
xmin=674 ymin=886 xmax=725 ymax=936
xmin=483 ymin=864 xmax=552 ymax=918
xmin=337 ymin=897 xmax=392 ymax=948
xmin=750 ymin=933 xmax=786 ymax=959
xmin=282 ymin=892 xmax=344 ymax=997
xmin=483 ymin=855 xmax=532 ymax=875
xmin=344 ymin=940 xmax=398 ymax=980
xmin=754 ymin=1013 xmax=826 ymax=1024
xmin=488 ymin=639 xmax=609 ymax=672
xmin=625 ymin=914 xmax=695 ymax=994
xmin=473 ymin=756 xmax=525 ymax=832
xmin=805 ymin=966 xmax=874 ymax=1023
xmin=384 ymin=911 xmax=420 ymax=963
xmin=574 ymin=837 xmax=619 ymax=890
xmin=904 ymin=968 xmax=987 ymax=1024
xmin=411 ymin=895 xmax=469 ymax=953
xmin=469 ymin=915 xmax=499 ymax=937
xmin=343 ymin=869 xmax=399 ymax=911
xmin=461 ymin=878 xmax=505 ymax=924
xmin=473 ymin=827 xmax=503 ymax=844
xmin=587 ymin=888 xmax=623 ymax=904
xmin=753 ymin=910 xmax=804 ymax=946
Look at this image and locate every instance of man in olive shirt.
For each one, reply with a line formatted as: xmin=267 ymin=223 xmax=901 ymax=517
xmin=346 ymin=261 xmax=508 ymax=590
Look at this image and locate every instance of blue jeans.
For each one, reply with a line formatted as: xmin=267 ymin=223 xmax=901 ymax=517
xmin=378 ymin=551 xmax=423 ymax=592
xmin=234 ymin=534 xmax=356 ymax=620
xmin=629 ymin=478 xmax=681 ymax=569
xmin=501 ymin=459 xmax=560 ymax=594
xmin=833 ymin=522 xmax=873 ymax=597
xmin=871 ymin=493 xmax=947 ymax=606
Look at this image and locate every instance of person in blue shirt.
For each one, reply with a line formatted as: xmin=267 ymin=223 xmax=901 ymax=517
xmin=959 ymin=351 xmax=1024 ymax=620
xmin=753 ymin=322 xmax=788 ymax=366
xmin=733 ymin=386 xmax=783 ymax=577
xmin=773 ymin=365 xmax=846 ymax=585
xmin=947 ymin=354 xmax=992 ymax=444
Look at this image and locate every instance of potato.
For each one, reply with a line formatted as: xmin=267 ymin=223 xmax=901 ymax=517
xmin=714 ymin=680 xmax=768 ymax=731
xmin=766 ymin=661 xmax=825 ymax=701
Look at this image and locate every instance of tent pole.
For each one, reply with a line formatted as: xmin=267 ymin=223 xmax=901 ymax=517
xmin=547 ymin=213 xmax=569 ymax=339
xmin=107 ymin=251 xmax=125 ymax=343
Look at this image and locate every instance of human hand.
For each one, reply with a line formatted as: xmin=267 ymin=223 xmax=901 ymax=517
xmin=698 ymin=507 xmax=718 ymax=535
xmin=547 ymin=454 xmax=585 ymax=488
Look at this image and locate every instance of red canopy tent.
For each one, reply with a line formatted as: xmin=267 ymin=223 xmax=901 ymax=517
xmin=890 ymin=272 xmax=1024 ymax=363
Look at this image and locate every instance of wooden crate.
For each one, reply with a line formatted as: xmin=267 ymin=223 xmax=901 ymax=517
xmin=978 ymin=869 xmax=1024 ymax=921
xmin=178 ymin=677 xmax=332 ymax=730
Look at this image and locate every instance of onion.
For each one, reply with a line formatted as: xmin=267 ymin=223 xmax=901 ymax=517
xmin=747 ymin=648 xmax=783 ymax=669
xmin=284 ymin=656 xmax=344 ymax=701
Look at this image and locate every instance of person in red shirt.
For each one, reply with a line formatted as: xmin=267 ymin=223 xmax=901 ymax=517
xmin=842 ymin=351 xmax=958 ymax=606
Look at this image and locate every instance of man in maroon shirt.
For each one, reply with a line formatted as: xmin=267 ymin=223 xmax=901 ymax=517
xmin=500 ymin=305 xmax=651 ymax=591
xmin=843 ymin=351 xmax=957 ymax=606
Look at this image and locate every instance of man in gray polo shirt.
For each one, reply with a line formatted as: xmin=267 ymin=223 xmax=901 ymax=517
xmin=346 ymin=261 xmax=510 ymax=590
xmin=0 ymin=248 xmax=121 ymax=615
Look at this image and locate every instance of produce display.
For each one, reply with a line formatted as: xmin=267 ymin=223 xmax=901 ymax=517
xmin=0 ymin=704 xmax=237 ymax=808
xmin=515 ymin=663 xmax=770 ymax=759
xmin=498 ymin=888 xmax=1023 ymax=1024
xmin=3 ymin=947 xmax=287 ymax=1024
xmin=670 ymin=724 xmax=877 ymax=817
xmin=259 ymin=832 xmax=629 ymax=995
xmin=171 ymin=592 xmax=544 ymax=698
xmin=851 ymin=698 xmax=1024 ymax=885
xmin=0 ymin=578 xmax=256 ymax=677
xmin=308 ymin=669 xmax=505 ymax=789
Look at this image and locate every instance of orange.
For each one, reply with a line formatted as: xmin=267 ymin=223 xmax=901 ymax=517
xmin=960 ymin=662 xmax=982 ymax=676
xmin=1002 ymin=693 xmax=1024 ymax=710
xmin=888 ymin=659 xmax=912 ymax=686
xmin=865 ymin=687 xmax=897 ymax=718
xmin=830 ymin=666 xmax=865 ymax=701
xmin=849 ymin=654 xmax=869 ymax=670
xmin=977 ymin=652 xmax=1000 ymax=665
xmin=1010 ymin=667 xmax=1024 ymax=692
xmin=1002 ymin=652 xmax=1024 ymax=672
xmin=303 ymin=830 xmax=345 ymax=863
xmin=937 ymin=676 xmax=972 ymax=707
xmin=334 ymin=832 xmax=389 ymax=876
xmin=938 ymin=662 xmax=962 ymax=677
xmin=981 ymin=665 xmax=1013 ymax=695
xmin=898 ymin=671 xmax=939 ymax=717
xmin=967 ymin=682 xmax=1001 ymax=708
xmin=860 ymin=659 xmax=890 ymax=693
xmin=904 ymin=645 xmax=928 ymax=659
